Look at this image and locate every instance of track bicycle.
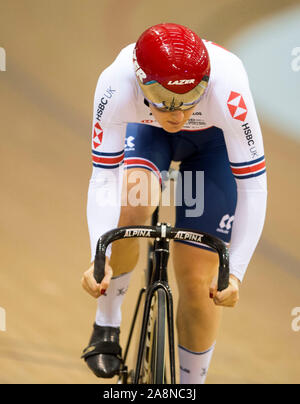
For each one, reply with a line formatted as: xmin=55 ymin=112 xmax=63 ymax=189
xmin=93 ymin=208 xmax=230 ymax=384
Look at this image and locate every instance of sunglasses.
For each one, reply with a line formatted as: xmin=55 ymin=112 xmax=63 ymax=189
xmin=144 ymin=97 xmax=201 ymax=112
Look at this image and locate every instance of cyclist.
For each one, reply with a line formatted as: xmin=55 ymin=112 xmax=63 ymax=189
xmin=81 ymin=23 xmax=267 ymax=384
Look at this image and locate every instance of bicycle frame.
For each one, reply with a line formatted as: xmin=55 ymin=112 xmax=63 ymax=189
xmin=93 ymin=218 xmax=230 ymax=384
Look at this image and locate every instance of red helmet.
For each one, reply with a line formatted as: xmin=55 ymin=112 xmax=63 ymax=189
xmin=133 ymin=23 xmax=210 ymax=111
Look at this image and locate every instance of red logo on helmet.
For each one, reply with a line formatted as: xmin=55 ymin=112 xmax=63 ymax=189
xmin=133 ymin=48 xmax=147 ymax=83
xmin=93 ymin=122 xmax=103 ymax=149
xmin=227 ymin=91 xmax=248 ymax=122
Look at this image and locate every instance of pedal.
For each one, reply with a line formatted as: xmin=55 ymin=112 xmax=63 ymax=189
xmin=117 ymin=365 xmax=128 ymax=384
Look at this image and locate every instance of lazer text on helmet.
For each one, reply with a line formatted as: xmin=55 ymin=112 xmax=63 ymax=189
xmin=168 ymin=79 xmax=195 ymax=85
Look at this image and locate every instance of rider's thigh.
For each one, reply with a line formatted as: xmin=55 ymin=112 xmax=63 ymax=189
xmin=118 ymin=167 xmax=161 ymax=226
xmin=110 ymin=168 xmax=160 ymax=273
xmin=172 ymin=242 xmax=219 ymax=304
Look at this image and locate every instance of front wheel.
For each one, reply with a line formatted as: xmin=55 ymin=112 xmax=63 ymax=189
xmin=140 ymin=288 xmax=167 ymax=384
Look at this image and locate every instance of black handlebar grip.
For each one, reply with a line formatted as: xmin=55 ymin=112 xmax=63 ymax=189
xmin=94 ymin=249 xmax=106 ymax=284
xmin=217 ymin=265 xmax=230 ymax=292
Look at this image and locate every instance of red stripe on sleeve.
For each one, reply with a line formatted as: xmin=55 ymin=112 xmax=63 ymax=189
xmin=92 ymin=153 xmax=124 ymax=164
xmin=231 ymin=161 xmax=265 ymax=175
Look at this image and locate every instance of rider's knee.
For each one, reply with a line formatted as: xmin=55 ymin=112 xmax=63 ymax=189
xmin=173 ymin=244 xmax=219 ymax=300
xmin=119 ymin=204 xmax=157 ymax=226
xmin=119 ymin=168 xmax=160 ymax=225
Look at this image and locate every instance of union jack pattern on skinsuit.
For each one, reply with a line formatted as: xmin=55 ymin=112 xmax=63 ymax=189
xmin=230 ymin=156 xmax=266 ymax=179
xmin=124 ymin=157 xmax=162 ymax=184
xmin=92 ymin=149 xmax=124 ymax=169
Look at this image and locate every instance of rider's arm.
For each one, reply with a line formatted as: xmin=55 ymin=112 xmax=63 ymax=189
xmin=211 ymin=51 xmax=267 ymax=282
xmin=87 ymin=145 xmax=125 ymax=261
xmin=87 ymin=46 xmax=137 ymax=261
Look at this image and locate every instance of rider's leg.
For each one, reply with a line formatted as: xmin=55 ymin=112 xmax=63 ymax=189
xmin=95 ymin=167 xmax=160 ymax=328
xmin=172 ymin=242 xmax=222 ymax=384
xmin=172 ymin=140 xmax=237 ymax=384
xmin=85 ymin=168 xmax=160 ymax=378
xmin=110 ymin=167 xmax=161 ymax=275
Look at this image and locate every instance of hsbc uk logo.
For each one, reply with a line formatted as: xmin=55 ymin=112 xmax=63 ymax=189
xmin=227 ymin=91 xmax=258 ymax=159
xmin=217 ymin=214 xmax=234 ymax=234
xmin=93 ymin=122 xmax=103 ymax=149
xmin=227 ymin=91 xmax=247 ymax=121
xmin=95 ymin=87 xmax=116 ymax=121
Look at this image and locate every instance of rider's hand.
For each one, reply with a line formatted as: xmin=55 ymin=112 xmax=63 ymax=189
xmin=209 ymin=274 xmax=241 ymax=307
xmin=81 ymin=257 xmax=113 ymax=298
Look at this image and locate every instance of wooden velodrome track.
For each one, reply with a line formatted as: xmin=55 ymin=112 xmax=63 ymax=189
xmin=0 ymin=0 xmax=299 ymax=384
